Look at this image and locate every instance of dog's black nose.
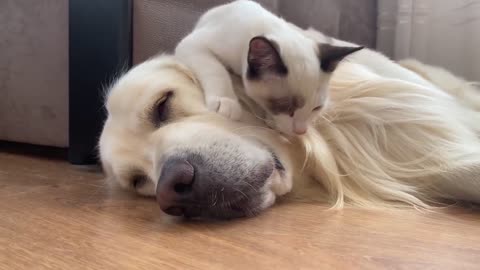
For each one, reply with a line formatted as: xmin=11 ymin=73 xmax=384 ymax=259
xmin=156 ymin=158 xmax=194 ymax=216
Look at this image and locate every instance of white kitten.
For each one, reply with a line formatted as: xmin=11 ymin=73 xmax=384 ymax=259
xmin=175 ymin=0 xmax=362 ymax=135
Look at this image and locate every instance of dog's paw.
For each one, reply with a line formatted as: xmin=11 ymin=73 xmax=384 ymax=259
xmin=206 ymin=96 xmax=243 ymax=120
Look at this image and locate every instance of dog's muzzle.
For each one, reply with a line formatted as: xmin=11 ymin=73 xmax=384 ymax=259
xmin=155 ymin=151 xmax=278 ymax=220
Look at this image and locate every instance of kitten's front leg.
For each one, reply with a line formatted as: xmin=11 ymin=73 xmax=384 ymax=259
xmin=206 ymin=96 xmax=242 ymax=120
xmin=197 ymin=60 xmax=243 ymax=120
xmin=176 ymin=47 xmax=242 ymax=120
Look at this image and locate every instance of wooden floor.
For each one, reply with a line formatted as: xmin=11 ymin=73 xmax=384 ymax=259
xmin=1 ymin=147 xmax=480 ymax=270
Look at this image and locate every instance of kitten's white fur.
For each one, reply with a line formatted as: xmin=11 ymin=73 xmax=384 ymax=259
xmin=175 ymin=0 xmax=335 ymax=135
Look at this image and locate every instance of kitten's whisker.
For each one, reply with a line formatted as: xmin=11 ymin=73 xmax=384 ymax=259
xmin=250 ymin=111 xmax=268 ymax=122
xmin=233 ymin=127 xmax=293 ymax=144
xmin=231 ymin=125 xmax=274 ymax=133
xmin=319 ymin=113 xmax=333 ymax=124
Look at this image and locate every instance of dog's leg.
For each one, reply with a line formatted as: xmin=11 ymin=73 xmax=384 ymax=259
xmin=429 ymin=163 xmax=480 ymax=204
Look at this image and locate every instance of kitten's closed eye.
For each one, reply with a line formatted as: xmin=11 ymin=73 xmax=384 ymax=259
xmin=312 ymin=106 xmax=323 ymax=112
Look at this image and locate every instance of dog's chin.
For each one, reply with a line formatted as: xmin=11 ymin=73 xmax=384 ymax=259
xmin=177 ymin=193 xmax=273 ymax=220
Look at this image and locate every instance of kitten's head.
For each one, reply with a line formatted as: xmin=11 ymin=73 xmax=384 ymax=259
xmin=243 ymin=35 xmax=363 ymax=136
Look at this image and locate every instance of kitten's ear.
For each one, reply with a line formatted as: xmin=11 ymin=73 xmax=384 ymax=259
xmin=319 ymin=44 xmax=364 ymax=72
xmin=247 ymin=36 xmax=288 ymax=80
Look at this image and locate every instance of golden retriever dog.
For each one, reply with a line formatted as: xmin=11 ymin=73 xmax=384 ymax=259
xmin=99 ymin=49 xmax=480 ymax=219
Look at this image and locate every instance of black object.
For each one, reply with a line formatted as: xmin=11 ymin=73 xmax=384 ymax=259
xmin=68 ymin=0 xmax=132 ymax=164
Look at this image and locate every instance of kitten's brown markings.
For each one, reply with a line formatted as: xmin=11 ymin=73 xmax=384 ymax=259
xmin=267 ymin=96 xmax=305 ymax=115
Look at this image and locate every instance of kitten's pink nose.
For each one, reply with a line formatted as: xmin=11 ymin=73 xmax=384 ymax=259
xmin=293 ymin=122 xmax=307 ymax=135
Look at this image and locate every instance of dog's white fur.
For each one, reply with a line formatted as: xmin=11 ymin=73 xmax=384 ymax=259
xmin=302 ymin=61 xmax=480 ymax=208
xmin=100 ymin=28 xmax=480 ymax=214
xmin=399 ymin=59 xmax=480 ymax=112
xmin=292 ymin=26 xmax=480 ymax=207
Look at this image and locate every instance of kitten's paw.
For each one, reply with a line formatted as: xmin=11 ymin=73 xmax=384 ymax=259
xmin=207 ymin=96 xmax=243 ymax=120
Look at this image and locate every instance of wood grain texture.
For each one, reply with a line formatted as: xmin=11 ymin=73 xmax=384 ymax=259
xmin=1 ymin=150 xmax=480 ymax=270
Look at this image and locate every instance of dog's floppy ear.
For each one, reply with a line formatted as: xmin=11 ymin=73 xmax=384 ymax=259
xmin=319 ymin=44 xmax=364 ymax=72
xmin=247 ymin=36 xmax=288 ymax=80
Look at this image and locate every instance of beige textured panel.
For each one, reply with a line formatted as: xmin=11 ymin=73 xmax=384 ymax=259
xmin=132 ymin=0 xmax=377 ymax=64
xmin=133 ymin=0 xmax=279 ymax=64
xmin=279 ymin=0 xmax=341 ymax=37
xmin=337 ymin=0 xmax=377 ymax=48
xmin=0 ymin=0 xmax=68 ymax=147
xmin=279 ymin=0 xmax=377 ymax=47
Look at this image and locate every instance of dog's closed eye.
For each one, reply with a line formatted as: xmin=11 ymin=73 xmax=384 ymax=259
xmin=131 ymin=173 xmax=148 ymax=189
xmin=152 ymin=91 xmax=173 ymax=126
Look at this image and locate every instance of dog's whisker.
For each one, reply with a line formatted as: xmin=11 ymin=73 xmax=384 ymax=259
xmin=233 ymin=187 xmax=250 ymax=201
xmin=238 ymin=177 xmax=258 ymax=193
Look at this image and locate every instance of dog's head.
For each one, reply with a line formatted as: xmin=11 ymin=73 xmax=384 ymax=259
xmin=99 ymin=55 xmax=299 ymax=219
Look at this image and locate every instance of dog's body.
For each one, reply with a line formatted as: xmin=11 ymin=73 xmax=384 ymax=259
xmin=99 ymin=27 xmax=480 ymax=219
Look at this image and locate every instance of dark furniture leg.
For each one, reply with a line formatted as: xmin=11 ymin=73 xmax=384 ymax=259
xmin=68 ymin=0 xmax=132 ymax=164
